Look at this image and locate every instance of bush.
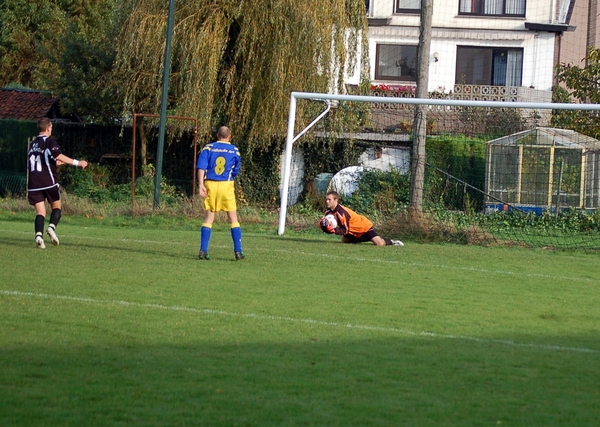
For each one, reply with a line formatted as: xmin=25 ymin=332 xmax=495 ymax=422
xmin=59 ymin=163 xmax=183 ymax=204
xmin=458 ymin=106 xmax=525 ymax=138
xmin=425 ymin=134 xmax=487 ymax=211
xmin=481 ymin=208 xmax=600 ymax=233
xmin=343 ymin=168 xmax=410 ymax=217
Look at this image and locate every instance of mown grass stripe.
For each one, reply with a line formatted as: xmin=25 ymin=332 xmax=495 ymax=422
xmin=2 ymin=289 xmax=597 ymax=354
xmin=0 ymin=228 xmax=593 ymax=283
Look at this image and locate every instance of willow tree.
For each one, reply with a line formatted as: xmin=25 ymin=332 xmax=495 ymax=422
xmin=114 ymin=0 xmax=369 ymax=150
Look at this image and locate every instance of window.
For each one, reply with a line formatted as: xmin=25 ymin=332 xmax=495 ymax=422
xmin=459 ymin=0 xmax=525 ymax=17
xmin=375 ymin=44 xmax=418 ymax=81
xmin=455 ymin=46 xmax=523 ymax=86
xmin=396 ymin=0 xmax=421 ymax=13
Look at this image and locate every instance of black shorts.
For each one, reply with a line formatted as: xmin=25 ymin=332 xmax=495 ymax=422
xmin=28 ymin=187 xmax=61 ymax=206
xmin=343 ymin=228 xmax=379 ymax=243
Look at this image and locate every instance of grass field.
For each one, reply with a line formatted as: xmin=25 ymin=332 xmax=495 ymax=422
xmin=1 ymin=216 xmax=599 ymax=426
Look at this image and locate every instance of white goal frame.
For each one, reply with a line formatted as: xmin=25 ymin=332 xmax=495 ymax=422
xmin=278 ymin=91 xmax=600 ymax=235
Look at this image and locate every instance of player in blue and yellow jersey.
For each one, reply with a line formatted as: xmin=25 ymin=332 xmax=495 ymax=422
xmin=321 ymin=191 xmax=403 ymax=246
xmin=27 ymin=117 xmax=89 ymax=249
xmin=196 ymin=126 xmax=244 ymax=260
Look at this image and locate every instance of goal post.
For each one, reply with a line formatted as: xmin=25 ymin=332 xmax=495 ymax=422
xmin=278 ymin=91 xmax=600 ymax=236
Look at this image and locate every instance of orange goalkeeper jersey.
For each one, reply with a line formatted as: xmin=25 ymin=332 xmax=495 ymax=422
xmin=325 ymin=204 xmax=373 ymax=237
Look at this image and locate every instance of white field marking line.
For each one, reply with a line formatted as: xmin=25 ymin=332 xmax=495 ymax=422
xmin=1 ymin=289 xmax=598 ymax=355
xmin=1 ymin=228 xmax=595 ymax=283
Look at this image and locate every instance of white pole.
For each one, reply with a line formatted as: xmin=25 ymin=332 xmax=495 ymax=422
xmin=288 ymin=91 xmax=600 ymax=111
xmin=278 ymin=93 xmax=297 ymax=235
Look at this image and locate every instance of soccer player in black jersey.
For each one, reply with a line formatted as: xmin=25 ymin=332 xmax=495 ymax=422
xmin=27 ymin=117 xmax=89 ymax=248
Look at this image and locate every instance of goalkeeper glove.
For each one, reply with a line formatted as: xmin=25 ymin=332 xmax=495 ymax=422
xmin=319 ymin=217 xmax=336 ymax=234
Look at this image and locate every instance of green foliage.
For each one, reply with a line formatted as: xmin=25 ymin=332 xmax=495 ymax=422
xmin=60 ymin=164 xmax=98 ymax=199
xmin=554 ymin=47 xmax=600 ymax=138
xmin=46 ymin=1 xmax=132 ymax=122
xmin=0 ymin=0 xmax=130 ymax=121
xmin=399 ymin=205 xmax=600 ymax=249
xmin=550 ymin=85 xmax=577 ymax=130
xmin=556 ymin=47 xmax=600 ymax=103
xmin=236 ymin=138 xmax=282 ymax=205
xmin=427 ymin=205 xmax=478 ymax=229
xmin=0 ymin=0 xmax=64 ymax=87
xmin=425 ymin=134 xmax=487 ymax=211
xmin=59 ymin=162 xmax=182 ymax=204
xmin=128 ymin=164 xmax=183 ymax=205
xmin=114 ymin=0 xmax=369 ymax=148
xmin=457 ymin=106 xmax=525 ymax=138
xmin=482 ymin=208 xmax=600 ymax=233
xmin=326 ymin=100 xmax=373 ymax=133
xmin=343 ymin=168 xmax=410 ymax=217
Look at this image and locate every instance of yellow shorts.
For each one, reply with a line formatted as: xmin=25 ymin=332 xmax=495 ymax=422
xmin=204 ymin=180 xmax=237 ymax=212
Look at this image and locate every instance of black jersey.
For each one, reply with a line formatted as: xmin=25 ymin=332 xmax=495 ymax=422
xmin=27 ymin=135 xmax=62 ymax=192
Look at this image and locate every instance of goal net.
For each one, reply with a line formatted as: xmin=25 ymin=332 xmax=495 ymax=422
xmin=278 ymin=91 xmax=600 ymax=251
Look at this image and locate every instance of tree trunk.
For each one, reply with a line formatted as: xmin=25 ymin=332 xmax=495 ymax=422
xmin=409 ymin=0 xmax=433 ymax=218
xmin=138 ymin=118 xmax=148 ymax=168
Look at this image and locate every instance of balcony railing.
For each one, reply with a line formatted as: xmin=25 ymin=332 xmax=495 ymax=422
xmin=351 ymin=84 xmax=552 ymax=104
xmin=344 ymin=84 xmax=554 ymax=134
xmin=452 ymin=85 xmax=552 ymax=103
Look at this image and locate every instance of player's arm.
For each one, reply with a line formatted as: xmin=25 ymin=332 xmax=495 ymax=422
xmin=198 ymin=169 xmax=207 ymax=198
xmin=56 ymin=154 xmax=88 ymax=168
xmin=231 ymin=149 xmax=241 ymax=179
xmin=334 ymin=211 xmax=350 ymax=235
xmin=196 ymin=146 xmax=211 ymax=197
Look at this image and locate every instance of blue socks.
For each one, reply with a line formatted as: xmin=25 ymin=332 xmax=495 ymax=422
xmin=199 ymin=222 xmax=243 ymax=254
xmin=200 ymin=224 xmax=212 ymax=253
xmin=231 ymin=222 xmax=242 ymax=253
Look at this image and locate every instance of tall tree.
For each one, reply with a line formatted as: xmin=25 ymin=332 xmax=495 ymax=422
xmin=113 ymin=0 xmax=369 ymax=147
xmin=409 ymin=0 xmax=433 ymax=218
xmin=44 ymin=0 xmax=133 ymax=122
xmin=0 ymin=0 xmax=131 ymax=122
xmin=0 ymin=0 xmax=66 ymax=87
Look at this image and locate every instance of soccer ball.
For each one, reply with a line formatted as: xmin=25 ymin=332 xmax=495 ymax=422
xmin=319 ymin=214 xmax=338 ymax=232
xmin=325 ymin=214 xmax=337 ymax=228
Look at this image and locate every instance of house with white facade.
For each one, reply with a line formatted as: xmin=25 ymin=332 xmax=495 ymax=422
xmin=348 ymin=1 xmax=581 ymax=103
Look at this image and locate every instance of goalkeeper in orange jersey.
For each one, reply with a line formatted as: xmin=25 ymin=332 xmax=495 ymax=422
xmin=320 ymin=191 xmax=404 ymax=246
